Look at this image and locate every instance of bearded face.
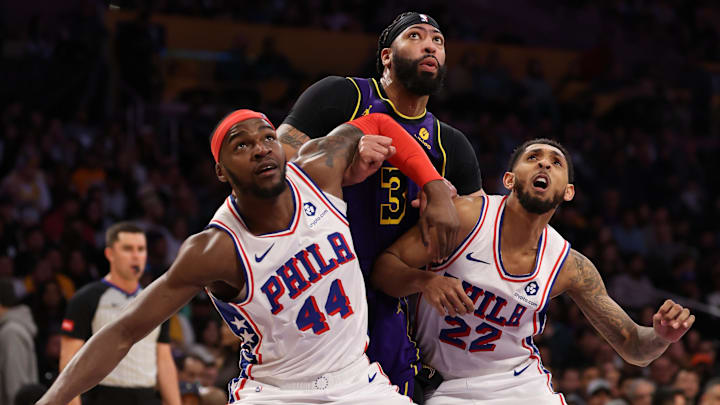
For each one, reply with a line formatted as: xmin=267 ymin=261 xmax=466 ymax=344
xmin=513 ymin=177 xmax=565 ymax=215
xmin=392 ymin=52 xmax=447 ymax=96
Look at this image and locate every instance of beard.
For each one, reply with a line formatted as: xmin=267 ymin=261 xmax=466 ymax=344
xmin=224 ymin=163 xmax=287 ymax=199
xmin=392 ymin=52 xmax=447 ymax=96
xmin=513 ymin=178 xmax=564 ymax=215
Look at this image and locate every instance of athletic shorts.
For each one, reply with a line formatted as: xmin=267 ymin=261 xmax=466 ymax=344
xmin=425 ymin=359 xmax=566 ymax=405
xmin=227 ymin=355 xmax=415 ymax=404
xmin=366 ymin=293 xmax=420 ymax=397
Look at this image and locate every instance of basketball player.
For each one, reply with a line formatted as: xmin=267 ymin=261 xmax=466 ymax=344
xmin=278 ymin=12 xmax=482 ymax=399
xmin=372 ymin=138 xmax=695 ymax=404
xmin=35 ymin=109 xmax=459 ymax=405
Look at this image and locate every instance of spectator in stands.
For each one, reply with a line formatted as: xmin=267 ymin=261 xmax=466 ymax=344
xmin=0 ymin=278 xmax=38 ymax=405
xmin=673 ymin=368 xmax=701 ymax=404
xmin=699 ymin=378 xmax=720 ymax=405
xmin=652 ymin=388 xmax=686 ymax=405
xmin=627 ymin=379 xmax=656 ymax=405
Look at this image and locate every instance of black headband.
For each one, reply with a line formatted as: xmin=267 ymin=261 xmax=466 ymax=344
xmin=380 ymin=12 xmax=441 ymax=49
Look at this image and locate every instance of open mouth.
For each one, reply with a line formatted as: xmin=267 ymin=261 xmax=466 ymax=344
xmin=532 ymin=174 xmax=549 ymax=190
xmin=131 ymin=265 xmax=142 ymax=274
xmin=256 ymin=161 xmax=278 ymax=175
xmin=419 ymin=57 xmax=438 ymax=71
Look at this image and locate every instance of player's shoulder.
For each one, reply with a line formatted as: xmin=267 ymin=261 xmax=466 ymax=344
xmin=313 ymin=75 xmax=357 ymax=91
xmin=69 ymin=280 xmax=109 ymax=303
xmin=453 ymin=195 xmax=485 ymax=230
xmin=437 ymin=120 xmax=466 ymax=138
xmin=181 ymin=228 xmax=236 ymax=259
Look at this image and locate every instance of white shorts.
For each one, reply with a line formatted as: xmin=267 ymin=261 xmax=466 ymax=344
xmin=227 ymin=355 xmax=415 ymax=404
xmin=426 ymin=359 xmax=566 ymax=405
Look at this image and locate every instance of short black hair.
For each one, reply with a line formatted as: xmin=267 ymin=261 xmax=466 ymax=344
xmin=652 ymin=387 xmax=685 ymax=405
xmin=507 ymin=138 xmax=574 ymax=183
xmin=376 ymin=12 xmax=415 ymax=74
xmin=105 ymin=221 xmax=145 ymax=247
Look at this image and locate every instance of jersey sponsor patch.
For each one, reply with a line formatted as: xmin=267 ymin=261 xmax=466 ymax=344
xmin=524 ymin=281 xmax=539 ymax=296
xmin=303 ymin=202 xmax=317 ymax=216
xmin=61 ymin=319 xmax=74 ymax=332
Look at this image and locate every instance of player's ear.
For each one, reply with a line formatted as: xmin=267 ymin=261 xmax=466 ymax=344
xmin=216 ymin=162 xmax=228 ymax=183
xmin=563 ymin=184 xmax=575 ymax=202
xmin=502 ymin=172 xmax=515 ymax=192
xmin=381 ymin=48 xmax=392 ymax=70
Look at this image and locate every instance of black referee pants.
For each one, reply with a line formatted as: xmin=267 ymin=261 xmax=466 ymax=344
xmin=83 ymin=385 xmax=161 ymax=405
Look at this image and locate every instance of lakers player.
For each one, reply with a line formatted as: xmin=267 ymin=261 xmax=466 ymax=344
xmin=278 ymin=12 xmax=483 ymax=401
xmin=372 ymin=139 xmax=695 ymax=404
xmin=36 ymin=109 xmax=459 ymax=405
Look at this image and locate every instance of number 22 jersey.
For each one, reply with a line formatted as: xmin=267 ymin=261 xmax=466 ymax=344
xmin=416 ymin=195 xmax=571 ymax=380
xmin=206 ymin=162 xmax=369 ymax=384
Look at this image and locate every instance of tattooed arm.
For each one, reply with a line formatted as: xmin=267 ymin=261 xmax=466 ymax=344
xmin=277 ymin=124 xmax=311 ymax=160
xmin=292 ymin=124 xmax=365 ymax=198
xmin=556 ymin=249 xmax=695 ymax=367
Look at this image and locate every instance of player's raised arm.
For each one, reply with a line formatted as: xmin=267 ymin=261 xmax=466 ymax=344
xmin=372 ymin=196 xmax=479 ymax=316
xmin=295 ymin=113 xmax=460 ymax=260
xmin=36 ymin=230 xmax=239 ymax=405
xmin=556 ymin=249 xmax=695 ymax=367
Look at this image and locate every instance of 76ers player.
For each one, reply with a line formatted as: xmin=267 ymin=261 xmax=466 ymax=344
xmin=36 ymin=109 xmax=459 ymax=405
xmin=372 ymin=138 xmax=695 ymax=404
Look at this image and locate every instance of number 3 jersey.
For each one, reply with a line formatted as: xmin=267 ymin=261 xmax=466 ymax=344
xmin=206 ymin=162 xmax=369 ymax=383
xmin=416 ymin=195 xmax=571 ymax=380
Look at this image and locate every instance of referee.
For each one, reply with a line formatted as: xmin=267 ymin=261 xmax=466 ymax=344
xmin=59 ymin=222 xmax=180 ymax=405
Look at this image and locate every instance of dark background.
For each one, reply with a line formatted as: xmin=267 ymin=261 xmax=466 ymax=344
xmin=1 ymin=1 xmax=719 ymax=404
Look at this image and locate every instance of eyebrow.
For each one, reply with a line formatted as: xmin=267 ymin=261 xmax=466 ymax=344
xmin=226 ymin=123 xmax=275 ymax=144
xmin=407 ymin=25 xmax=444 ymax=36
xmin=526 ymin=148 xmax=566 ymax=161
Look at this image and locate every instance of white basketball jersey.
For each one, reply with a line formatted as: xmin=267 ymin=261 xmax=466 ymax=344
xmin=206 ymin=162 xmax=369 ymax=384
xmin=417 ymin=195 xmax=570 ymax=380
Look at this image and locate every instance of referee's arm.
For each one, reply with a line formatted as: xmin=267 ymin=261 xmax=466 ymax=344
xmin=156 ymin=342 xmax=180 ymax=405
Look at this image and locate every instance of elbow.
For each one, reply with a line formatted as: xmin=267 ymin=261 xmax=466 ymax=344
xmin=370 ymin=261 xmax=399 ymax=298
xmin=369 ymin=266 xmax=384 ymax=293
xmin=624 ymin=356 xmax=652 ymax=367
xmin=114 ymin=319 xmax=144 ymax=350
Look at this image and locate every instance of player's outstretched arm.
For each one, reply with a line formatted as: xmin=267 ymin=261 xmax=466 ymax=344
xmin=294 ymin=113 xmax=461 ymax=260
xmin=561 ymin=249 xmax=694 ymax=367
xmin=372 ymin=196 xmax=479 ymax=316
xmin=36 ymin=230 xmax=239 ymax=405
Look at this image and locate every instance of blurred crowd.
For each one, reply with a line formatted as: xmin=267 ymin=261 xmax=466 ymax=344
xmin=1 ymin=1 xmax=720 ymax=405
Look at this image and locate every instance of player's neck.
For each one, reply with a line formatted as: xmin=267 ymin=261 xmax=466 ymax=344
xmin=502 ymin=195 xmax=553 ymax=252
xmin=380 ymin=73 xmax=429 ymax=117
xmin=104 ymin=274 xmax=139 ymax=294
xmin=233 ymin=187 xmax=295 ymax=235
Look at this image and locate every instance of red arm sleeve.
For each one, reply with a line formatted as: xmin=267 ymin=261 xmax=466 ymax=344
xmin=346 ymin=113 xmax=443 ymax=187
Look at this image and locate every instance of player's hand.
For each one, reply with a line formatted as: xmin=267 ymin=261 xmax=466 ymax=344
xmin=411 ymin=178 xmax=458 ymax=213
xmin=420 ymin=272 xmax=475 ymax=316
xmin=652 ymin=299 xmax=695 ymax=343
xmin=342 ymin=135 xmax=396 ymax=186
xmin=420 ymin=180 xmax=460 ymax=262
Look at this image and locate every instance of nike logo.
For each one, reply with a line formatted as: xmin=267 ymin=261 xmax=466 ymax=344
xmin=368 ymin=372 xmax=377 ymax=383
xmin=513 ymin=364 xmax=530 ymax=376
xmin=254 ymin=244 xmax=275 ymax=262
xmin=466 ymin=252 xmax=490 ymax=265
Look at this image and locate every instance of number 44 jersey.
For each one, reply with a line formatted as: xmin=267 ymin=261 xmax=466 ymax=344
xmin=416 ymin=195 xmax=571 ymax=380
xmin=206 ymin=162 xmax=369 ymax=384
